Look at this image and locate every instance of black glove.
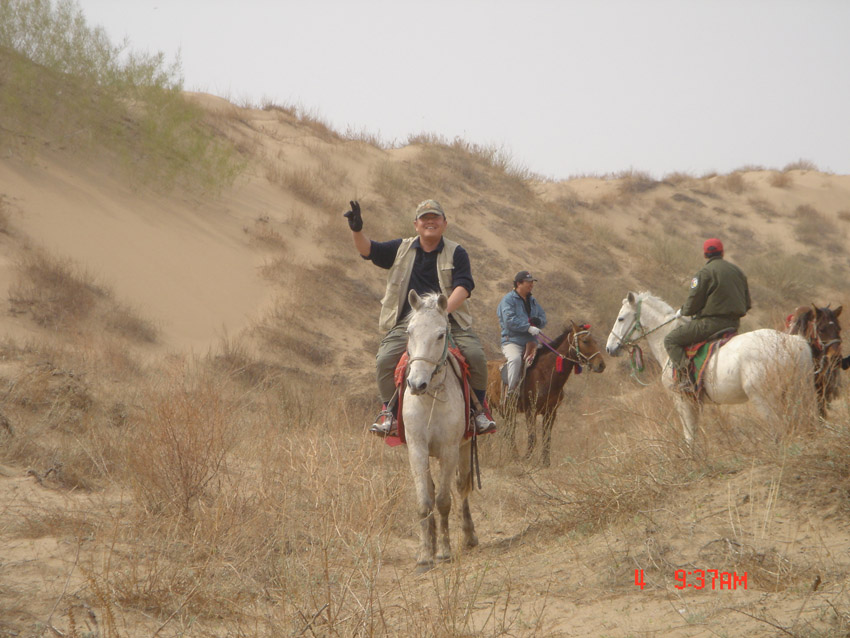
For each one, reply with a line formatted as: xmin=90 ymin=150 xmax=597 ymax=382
xmin=529 ymin=317 xmax=542 ymax=328
xmin=343 ymin=200 xmax=363 ymax=232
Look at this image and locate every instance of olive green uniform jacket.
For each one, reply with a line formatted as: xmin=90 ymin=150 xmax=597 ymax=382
xmin=664 ymin=256 xmax=751 ymax=370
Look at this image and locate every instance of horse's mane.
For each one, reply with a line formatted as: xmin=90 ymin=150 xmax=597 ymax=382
xmin=404 ymin=292 xmax=446 ymax=324
xmin=415 ymin=292 xmax=444 ymax=310
xmin=528 ymin=324 xmax=582 ymax=370
xmin=634 ymin=291 xmax=676 ymax=315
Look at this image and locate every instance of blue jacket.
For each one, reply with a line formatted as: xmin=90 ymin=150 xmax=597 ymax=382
xmin=498 ymin=290 xmax=547 ymax=346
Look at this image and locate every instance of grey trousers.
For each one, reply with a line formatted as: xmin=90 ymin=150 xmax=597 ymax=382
xmin=375 ymin=317 xmax=488 ymax=404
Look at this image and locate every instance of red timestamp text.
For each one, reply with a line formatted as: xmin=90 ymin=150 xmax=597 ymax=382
xmin=634 ymin=569 xmax=748 ymax=590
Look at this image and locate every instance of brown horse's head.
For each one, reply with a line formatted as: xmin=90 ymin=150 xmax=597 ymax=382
xmin=788 ymin=304 xmax=842 ymax=359
xmin=571 ymin=321 xmax=606 ymax=373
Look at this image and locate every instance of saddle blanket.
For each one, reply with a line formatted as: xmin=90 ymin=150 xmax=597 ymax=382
xmin=681 ymin=330 xmax=737 ymax=395
xmin=385 ymin=347 xmax=481 ymax=447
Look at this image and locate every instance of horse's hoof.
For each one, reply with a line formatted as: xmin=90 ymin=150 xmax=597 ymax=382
xmin=416 ymin=561 xmax=434 ymax=574
xmin=465 ymin=535 xmax=479 ymax=549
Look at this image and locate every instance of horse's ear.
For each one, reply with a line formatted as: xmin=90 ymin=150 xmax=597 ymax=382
xmin=408 ymin=289 xmax=422 ymax=311
xmin=811 ymin=302 xmax=819 ymax=318
xmin=627 ymin=292 xmax=636 ymax=305
xmin=835 ymin=305 xmax=843 ymax=318
xmin=437 ymin=294 xmax=448 ymax=312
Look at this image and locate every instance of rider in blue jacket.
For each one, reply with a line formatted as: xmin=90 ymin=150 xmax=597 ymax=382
xmin=497 ymin=271 xmax=547 ymax=393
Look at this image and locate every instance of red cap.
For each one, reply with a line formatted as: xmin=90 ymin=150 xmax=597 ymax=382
xmin=703 ymin=238 xmax=723 ymax=256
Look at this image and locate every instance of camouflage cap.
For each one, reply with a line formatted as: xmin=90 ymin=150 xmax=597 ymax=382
xmin=414 ymin=199 xmax=446 ymax=220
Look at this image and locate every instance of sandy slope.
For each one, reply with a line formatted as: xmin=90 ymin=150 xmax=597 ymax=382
xmin=2 ymin=95 xmax=850 ymax=637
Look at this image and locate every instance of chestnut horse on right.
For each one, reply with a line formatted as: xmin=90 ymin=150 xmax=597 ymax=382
xmin=786 ymin=304 xmax=842 ymax=416
xmin=487 ymin=322 xmax=605 ymax=466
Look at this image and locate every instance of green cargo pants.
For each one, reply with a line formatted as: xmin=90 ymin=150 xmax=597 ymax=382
xmin=375 ymin=317 xmax=488 ymax=404
xmin=664 ymin=316 xmax=740 ymax=370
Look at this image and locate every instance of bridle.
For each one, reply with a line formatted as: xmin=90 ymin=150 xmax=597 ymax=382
xmin=804 ymin=317 xmax=842 ymax=375
xmin=406 ymin=319 xmax=451 ymax=396
xmin=612 ymin=299 xmax=678 ymax=350
xmin=611 ymin=299 xmax=679 ymax=382
xmin=566 ymin=327 xmax=602 ymax=367
xmin=537 ymin=325 xmax=601 ymax=369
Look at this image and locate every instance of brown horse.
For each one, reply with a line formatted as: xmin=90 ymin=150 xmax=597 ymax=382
xmin=487 ymin=322 xmax=605 ymax=466
xmin=786 ymin=304 xmax=842 ymax=416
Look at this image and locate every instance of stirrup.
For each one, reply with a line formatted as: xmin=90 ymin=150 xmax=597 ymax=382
xmin=369 ymin=409 xmax=397 ymax=437
xmin=473 ymin=411 xmax=496 ymax=434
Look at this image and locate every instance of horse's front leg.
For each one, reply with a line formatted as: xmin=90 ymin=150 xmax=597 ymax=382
xmin=524 ymin=411 xmax=537 ymax=460
xmin=435 ymin=447 xmax=459 ymax=562
xmin=540 ymin=409 xmax=557 ymax=468
xmin=408 ymin=447 xmax=436 ymax=572
xmin=456 ymin=441 xmax=478 ymax=549
xmin=674 ymin=396 xmax=699 ymax=451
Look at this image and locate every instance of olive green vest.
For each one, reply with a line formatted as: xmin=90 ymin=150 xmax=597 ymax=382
xmin=379 ymin=237 xmax=474 ymax=331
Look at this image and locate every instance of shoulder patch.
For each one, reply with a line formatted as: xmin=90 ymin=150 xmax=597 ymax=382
xmin=690 ymin=277 xmax=699 ymax=289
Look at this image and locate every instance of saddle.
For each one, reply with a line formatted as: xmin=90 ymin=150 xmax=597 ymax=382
xmin=385 ymin=346 xmax=479 ymax=447
xmin=676 ymin=329 xmax=737 ymax=397
xmin=496 ymin=341 xmax=539 ymax=410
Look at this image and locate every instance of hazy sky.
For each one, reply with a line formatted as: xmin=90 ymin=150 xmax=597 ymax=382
xmin=75 ymin=0 xmax=850 ymax=180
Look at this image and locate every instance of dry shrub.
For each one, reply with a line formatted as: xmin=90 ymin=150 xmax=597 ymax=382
xmin=663 ymin=171 xmax=695 ymax=186
xmin=371 ymin=158 xmax=410 ymax=206
xmin=794 ymin=204 xmax=843 ymax=251
xmin=9 ymin=249 xmax=107 ymax=328
xmin=718 ymin=171 xmax=748 ymax=194
xmin=783 ymin=159 xmax=818 ymax=172
xmin=104 ymin=303 xmax=159 ymax=343
xmin=616 ymin=169 xmax=659 ymax=196
xmin=769 ymin=171 xmax=793 ymax=188
xmin=0 ymin=197 xmax=9 ymax=234
xmin=671 ymin=192 xmax=706 ymax=208
xmin=127 ymin=360 xmax=241 ymax=515
xmin=742 ymin=253 xmax=821 ymax=302
xmin=748 ymin=197 xmax=778 ymax=219
xmin=244 ymin=215 xmax=287 ymax=250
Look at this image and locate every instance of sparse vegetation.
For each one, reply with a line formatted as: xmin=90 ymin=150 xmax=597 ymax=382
xmin=783 ymin=159 xmax=818 ymax=172
xmin=3 ymin=5 xmax=850 ymax=636
xmin=794 ymin=204 xmax=843 ymax=251
xmin=0 ymin=0 xmax=244 ymax=193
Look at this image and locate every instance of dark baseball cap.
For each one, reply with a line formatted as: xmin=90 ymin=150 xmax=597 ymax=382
xmin=514 ymin=271 xmax=537 ymax=283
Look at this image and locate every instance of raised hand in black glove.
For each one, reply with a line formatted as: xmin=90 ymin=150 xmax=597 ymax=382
xmin=529 ymin=317 xmax=542 ymax=328
xmin=343 ymin=200 xmax=363 ymax=232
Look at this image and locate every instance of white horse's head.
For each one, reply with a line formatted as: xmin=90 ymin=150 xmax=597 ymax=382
xmin=406 ymin=290 xmax=450 ymax=395
xmin=606 ymin=291 xmax=676 ymax=356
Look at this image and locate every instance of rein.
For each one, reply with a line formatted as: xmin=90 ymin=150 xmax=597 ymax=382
xmin=805 ymin=321 xmax=841 ymax=375
xmin=612 ymin=299 xmax=678 ymax=383
xmin=537 ymin=326 xmax=600 ymax=370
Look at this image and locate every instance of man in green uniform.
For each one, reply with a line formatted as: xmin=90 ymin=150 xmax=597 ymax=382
xmin=664 ymin=238 xmax=751 ymax=390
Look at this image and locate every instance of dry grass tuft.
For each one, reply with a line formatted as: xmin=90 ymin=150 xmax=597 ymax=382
xmin=9 ymin=249 xmax=107 ymax=328
xmin=717 ymin=171 xmax=749 ymax=194
xmin=794 ymin=204 xmax=843 ymax=251
xmin=126 ymin=360 xmax=241 ymax=515
xmin=769 ymin=171 xmax=793 ymax=188
xmin=783 ymin=159 xmax=818 ymax=172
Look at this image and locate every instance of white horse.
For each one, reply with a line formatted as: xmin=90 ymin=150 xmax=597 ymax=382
xmin=404 ymin=290 xmax=477 ymax=572
xmin=605 ymin=292 xmax=815 ymax=446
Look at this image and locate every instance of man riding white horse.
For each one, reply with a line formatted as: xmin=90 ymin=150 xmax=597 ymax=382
xmin=664 ymin=238 xmax=752 ymax=392
xmin=343 ymin=199 xmax=496 ymax=437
